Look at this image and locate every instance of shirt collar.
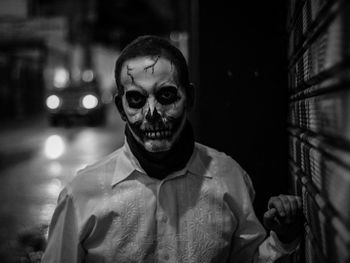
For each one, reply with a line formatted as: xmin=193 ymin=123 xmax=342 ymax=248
xmin=187 ymin=143 xmax=212 ymax=178
xmin=111 ymin=138 xmax=143 ymax=187
xmin=111 ymin=139 xmax=211 ymax=187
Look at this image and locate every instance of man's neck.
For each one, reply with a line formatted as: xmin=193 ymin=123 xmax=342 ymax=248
xmin=125 ymin=121 xmax=195 ymax=179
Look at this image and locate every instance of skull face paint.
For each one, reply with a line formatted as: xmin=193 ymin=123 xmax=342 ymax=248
xmin=120 ymin=56 xmax=187 ymax=152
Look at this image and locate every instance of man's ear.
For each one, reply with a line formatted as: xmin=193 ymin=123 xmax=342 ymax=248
xmin=114 ymin=95 xmax=127 ymax=121
xmin=187 ymin=83 xmax=195 ymax=109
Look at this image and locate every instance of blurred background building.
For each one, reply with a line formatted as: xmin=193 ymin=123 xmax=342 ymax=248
xmin=0 ymin=0 xmax=349 ymax=262
xmin=0 ymin=0 xmax=190 ymax=122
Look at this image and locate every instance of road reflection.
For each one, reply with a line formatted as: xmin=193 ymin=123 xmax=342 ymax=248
xmin=0 ymin=108 xmax=125 ymax=261
xmin=38 ymin=204 xmax=56 ymax=226
xmin=45 ymin=179 xmax=62 ymax=197
xmin=44 ymin=135 xmax=66 ymax=159
xmin=47 ymin=161 xmax=63 ymax=177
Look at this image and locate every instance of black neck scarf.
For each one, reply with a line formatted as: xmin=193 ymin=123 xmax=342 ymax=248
xmin=125 ymin=120 xmax=195 ymax=180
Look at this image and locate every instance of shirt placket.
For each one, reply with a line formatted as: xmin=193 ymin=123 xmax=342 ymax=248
xmin=155 ymin=178 xmax=172 ymax=262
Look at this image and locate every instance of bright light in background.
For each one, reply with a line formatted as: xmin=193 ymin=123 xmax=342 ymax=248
xmin=170 ymin=31 xmax=189 ymax=62
xmin=46 ymin=95 xmax=61 ymax=109
xmin=82 ymin=94 xmax=98 ymax=109
xmin=37 ymin=179 xmax=63 ymax=222
xmin=82 ymin=70 xmax=94 ymax=82
xmin=170 ymin=31 xmax=181 ymax=42
xmin=46 ymin=179 xmax=62 ymax=197
xmin=53 ymin=68 xmax=69 ymax=88
xmin=39 ymin=203 xmax=57 ymax=223
xmin=44 ymin=135 xmax=65 ymax=159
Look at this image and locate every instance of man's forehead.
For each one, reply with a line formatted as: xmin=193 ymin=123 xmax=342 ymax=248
xmin=124 ymin=56 xmax=171 ymax=69
xmin=120 ymin=56 xmax=177 ymax=86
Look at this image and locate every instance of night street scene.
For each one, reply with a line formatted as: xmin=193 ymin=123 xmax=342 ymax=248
xmin=1 ymin=0 xmax=350 ymax=262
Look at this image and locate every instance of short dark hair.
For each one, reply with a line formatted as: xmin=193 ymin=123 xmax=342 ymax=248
xmin=114 ymin=35 xmax=190 ymax=96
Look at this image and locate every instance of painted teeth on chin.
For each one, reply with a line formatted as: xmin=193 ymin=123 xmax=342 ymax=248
xmin=148 ymin=132 xmax=155 ymax=138
xmin=145 ymin=130 xmax=172 ymax=138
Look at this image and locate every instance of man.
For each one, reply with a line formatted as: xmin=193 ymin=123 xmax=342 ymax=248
xmin=42 ymin=35 xmax=302 ymax=263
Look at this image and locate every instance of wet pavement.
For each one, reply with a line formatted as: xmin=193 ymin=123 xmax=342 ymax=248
xmin=0 ymin=105 xmax=125 ymax=262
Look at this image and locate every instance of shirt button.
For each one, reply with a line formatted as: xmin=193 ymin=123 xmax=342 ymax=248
xmin=161 ymin=215 xmax=168 ymax=223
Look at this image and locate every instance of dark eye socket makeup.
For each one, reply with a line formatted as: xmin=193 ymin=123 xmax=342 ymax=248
xmin=156 ymin=86 xmax=179 ymax=105
xmin=125 ymin=90 xmax=147 ymax=108
xmin=125 ymin=86 xmax=180 ymax=108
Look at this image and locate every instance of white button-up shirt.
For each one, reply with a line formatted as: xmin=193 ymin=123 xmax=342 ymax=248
xmin=42 ymin=141 xmax=298 ymax=263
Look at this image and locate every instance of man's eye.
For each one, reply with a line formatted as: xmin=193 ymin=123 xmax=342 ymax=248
xmin=125 ymin=91 xmax=146 ymax=108
xmin=156 ymin=86 xmax=179 ymax=105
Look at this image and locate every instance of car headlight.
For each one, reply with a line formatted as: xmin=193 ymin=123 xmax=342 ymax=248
xmin=46 ymin=95 xmax=61 ymax=109
xmin=82 ymin=94 xmax=98 ymax=109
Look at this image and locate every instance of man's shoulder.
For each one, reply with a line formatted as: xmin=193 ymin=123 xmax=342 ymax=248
xmin=195 ymin=142 xmax=255 ymax=198
xmin=67 ymin=146 xmax=124 ymax=195
xmin=194 ymin=142 xmax=241 ymax=169
xmin=78 ymin=146 xmax=123 ymax=175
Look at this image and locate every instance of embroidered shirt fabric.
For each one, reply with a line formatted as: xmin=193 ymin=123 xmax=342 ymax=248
xmin=42 ymin=141 xmax=298 ymax=263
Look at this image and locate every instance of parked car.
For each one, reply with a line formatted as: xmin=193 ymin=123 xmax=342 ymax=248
xmin=45 ymin=68 xmax=105 ymax=126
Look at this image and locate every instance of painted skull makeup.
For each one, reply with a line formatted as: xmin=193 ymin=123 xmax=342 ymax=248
xmin=120 ymin=56 xmax=187 ymax=152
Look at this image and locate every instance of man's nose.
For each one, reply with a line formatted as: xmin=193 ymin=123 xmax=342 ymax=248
xmin=147 ymin=97 xmax=156 ymax=116
xmin=145 ymin=99 xmax=161 ymax=122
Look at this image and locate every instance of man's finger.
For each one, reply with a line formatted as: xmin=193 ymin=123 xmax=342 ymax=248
xmin=264 ymin=208 xmax=277 ymax=219
xmin=280 ymin=195 xmax=293 ymax=219
xmin=264 ymin=208 xmax=279 ymax=230
xmin=286 ymin=196 xmax=297 ymax=218
xmin=268 ymin=197 xmax=286 ymax=217
xmin=277 ymin=195 xmax=303 ymax=220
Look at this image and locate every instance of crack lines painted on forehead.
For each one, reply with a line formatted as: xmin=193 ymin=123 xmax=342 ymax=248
xmin=125 ymin=56 xmax=177 ymax=86
xmin=144 ymin=55 xmax=160 ymax=74
xmin=126 ymin=65 xmax=135 ymax=84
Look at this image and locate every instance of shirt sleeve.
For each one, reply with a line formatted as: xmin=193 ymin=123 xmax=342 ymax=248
xmin=257 ymin=231 xmax=300 ymax=262
xmin=41 ymin=187 xmax=85 ymax=263
xmin=226 ymin=169 xmax=299 ymax=263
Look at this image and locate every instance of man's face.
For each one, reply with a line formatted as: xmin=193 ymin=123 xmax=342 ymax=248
xmin=120 ymin=56 xmax=187 ymax=152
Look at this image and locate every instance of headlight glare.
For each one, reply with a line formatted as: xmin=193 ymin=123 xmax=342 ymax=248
xmin=82 ymin=94 xmax=98 ymax=109
xmin=46 ymin=95 xmax=61 ymax=109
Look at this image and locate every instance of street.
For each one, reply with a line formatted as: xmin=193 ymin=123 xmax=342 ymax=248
xmin=0 ymin=105 xmax=125 ymax=262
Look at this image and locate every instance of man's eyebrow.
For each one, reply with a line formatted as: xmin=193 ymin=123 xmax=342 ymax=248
xmin=125 ymin=82 xmax=147 ymax=90
xmin=154 ymin=82 xmax=179 ymax=93
xmin=158 ymin=82 xmax=178 ymax=88
xmin=124 ymin=80 xmax=149 ymax=95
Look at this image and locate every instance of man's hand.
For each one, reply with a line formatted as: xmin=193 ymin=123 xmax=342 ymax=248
xmin=263 ymin=195 xmax=303 ymax=244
